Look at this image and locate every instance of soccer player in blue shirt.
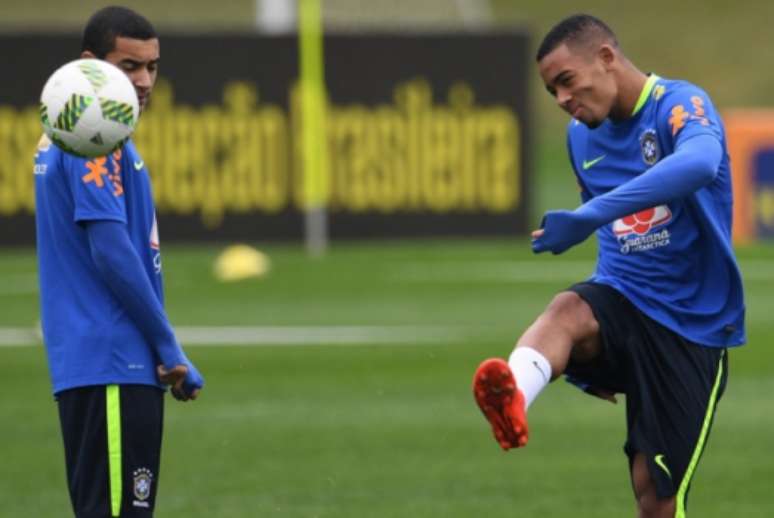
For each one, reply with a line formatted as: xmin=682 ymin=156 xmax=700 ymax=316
xmin=472 ymin=14 xmax=745 ymax=517
xmin=35 ymin=7 xmax=204 ymax=517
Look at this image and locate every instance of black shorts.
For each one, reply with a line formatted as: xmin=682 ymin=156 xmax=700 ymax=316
xmin=57 ymin=385 xmax=164 ymax=518
xmin=565 ymin=282 xmax=728 ymax=505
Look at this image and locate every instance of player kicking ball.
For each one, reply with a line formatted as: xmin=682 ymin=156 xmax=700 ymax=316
xmin=473 ymin=14 xmax=745 ymax=518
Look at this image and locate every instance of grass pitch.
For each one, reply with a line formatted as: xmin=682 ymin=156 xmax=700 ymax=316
xmin=1 ymin=238 xmax=773 ymax=517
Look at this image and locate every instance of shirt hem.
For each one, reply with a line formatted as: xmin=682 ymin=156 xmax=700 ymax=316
xmin=53 ymin=377 xmax=165 ymax=395
xmin=588 ymin=277 xmax=746 ymax=348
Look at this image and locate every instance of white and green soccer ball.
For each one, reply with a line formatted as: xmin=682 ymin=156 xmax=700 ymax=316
xmin=40 ymin=58 xmax=139 ymax=158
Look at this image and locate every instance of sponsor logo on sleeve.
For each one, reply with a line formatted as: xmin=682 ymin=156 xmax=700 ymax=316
xmin=669 ymin=96 xmax=711 ymax=136
xmin=82 ymin=153 xmax=124 ymax=197
xmin=82 ymin=157 xmax=108 ymax=187
xmin=669 ymin=105 xmax=689 ymax=136
xmin=690 ymin=96 xmax=710 ymax=126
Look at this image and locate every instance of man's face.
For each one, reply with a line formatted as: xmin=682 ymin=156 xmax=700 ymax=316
xmin=538 ymin=43 xmax=616 ymax=128
xmin=84 ymin=36 xmax=160 ymax=112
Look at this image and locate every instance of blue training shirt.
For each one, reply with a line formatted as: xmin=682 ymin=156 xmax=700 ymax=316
xmin=566 ymin=75 xmax=745 ymax=347
xmin=35 ymin=137 xmax=165 ymax=393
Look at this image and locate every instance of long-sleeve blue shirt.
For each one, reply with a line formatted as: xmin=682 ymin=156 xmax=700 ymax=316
xmin=535 ymin=75 xmax=745 ymax=347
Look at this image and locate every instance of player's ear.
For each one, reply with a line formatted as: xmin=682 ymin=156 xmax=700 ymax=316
xmin=598 ymin=44 xmax=615 ymax=68
xmin=80 ymin=50 xmax=97 ymax=59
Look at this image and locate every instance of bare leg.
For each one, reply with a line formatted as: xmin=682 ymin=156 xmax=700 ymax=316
xmin=515 ymin=291 xmax=602 ymax=379
xmin=473 ymin=291 xmax=605 ymax=449
xmin=631 ymin=453 xmax=676 ymax=518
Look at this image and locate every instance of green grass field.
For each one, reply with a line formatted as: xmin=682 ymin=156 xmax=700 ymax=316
xmin=1 ymin=238 xmax=773 ymax=517
xmin=3 ymin=2 xmax=773 ymax=515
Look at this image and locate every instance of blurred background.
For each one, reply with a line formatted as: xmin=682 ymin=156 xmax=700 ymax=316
xmin=1 ymin=1 xmax=773 ymax=516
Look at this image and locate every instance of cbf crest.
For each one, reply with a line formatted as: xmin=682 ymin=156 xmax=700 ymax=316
xmin=640 ymin=129 xmax=660 ymax=165
xmin=133 ymin=467 xmax=153 ymax=506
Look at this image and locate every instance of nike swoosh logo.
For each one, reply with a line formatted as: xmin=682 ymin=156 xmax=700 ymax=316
xmin=582 ymin=155 xmax=606 ymax=170
xmin=654 ymin=454 xmax=672 ymax=479
xmin=134 ymin=160 xmax=144 ymax=170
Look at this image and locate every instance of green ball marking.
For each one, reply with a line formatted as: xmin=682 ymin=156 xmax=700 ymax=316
xmin=54 ymin=94 xmax=94 ymax=132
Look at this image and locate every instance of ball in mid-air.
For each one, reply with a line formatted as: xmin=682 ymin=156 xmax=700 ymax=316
xmin=40 ymin=58 xmax=139 ymax=158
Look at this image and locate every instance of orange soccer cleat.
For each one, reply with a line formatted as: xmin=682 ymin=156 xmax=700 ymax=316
xmin=473 ymin=358 xmax=529 ymax=450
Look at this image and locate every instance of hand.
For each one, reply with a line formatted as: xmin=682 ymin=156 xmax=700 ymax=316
xmin=157 ymin=364 xmax=194 ymax=401
xmin=585 ymin=386 xmax=618 ymax=404
xmin=531 ymin=210 xmax=596 ymax=255
xmin=157 ymin=357 xmax=204 ymax=402
xmin=157 ymin=363 xmax=187 ymax=386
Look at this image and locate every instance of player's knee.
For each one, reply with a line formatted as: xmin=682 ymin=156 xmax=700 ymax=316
xmin=632 ymin=455 xmax=675 ymax=518
xmin=636 ymin=493 xmax=675 ymax=518
xmin=543 ymin=291 xmax=599 ymax=339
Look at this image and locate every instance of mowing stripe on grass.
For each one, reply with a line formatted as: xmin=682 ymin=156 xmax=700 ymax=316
xmin=0 ymin=273 xmax=38 ymax=295
xmin=0 ymin=325 xmax=471 ymax=347
xmin=0 ymin=260 xmax=772 ymax=296
xmin=393 ymin=259 xmax=774 ymax=283
xmin=392 ymin=260 xmax=595 ymax=283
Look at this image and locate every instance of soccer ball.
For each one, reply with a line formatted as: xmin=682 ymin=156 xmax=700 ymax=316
xmin=39 ymin=58 xmax=139 ymax=158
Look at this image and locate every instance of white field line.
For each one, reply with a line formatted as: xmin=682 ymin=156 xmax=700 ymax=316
xmin=0 ymin=328 xmax=38 ymax=346
xmin=176 ymin=325 xmax=467 ymax=345
xmin=0 ymin=325 xmax=471 ymax=347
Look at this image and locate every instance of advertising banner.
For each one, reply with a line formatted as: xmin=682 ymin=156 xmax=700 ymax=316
xmin=724 ymin=110 xmax=774 ymax=242
xmin=1 ymin=32 xmax=531 ymax=243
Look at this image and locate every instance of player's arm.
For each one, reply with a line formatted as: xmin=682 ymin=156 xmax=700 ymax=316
xmin=85 ymin=219 xmax=204 ymax=400
xmin=532 ymin=133 xmax=722 ymax=254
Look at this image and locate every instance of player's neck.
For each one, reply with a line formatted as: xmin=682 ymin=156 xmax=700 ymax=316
xmin=608 ymin=65 xmax=649 ymax=122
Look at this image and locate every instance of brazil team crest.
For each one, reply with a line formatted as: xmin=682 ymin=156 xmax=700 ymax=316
xmin=640 ymin=129 xmax=660 ymax=165
xmin=133 ymin=467 xmax=153 ymax=507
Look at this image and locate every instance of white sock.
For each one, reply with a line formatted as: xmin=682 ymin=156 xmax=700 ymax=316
xmin=508 ymin=347 xmax=552 ymax=410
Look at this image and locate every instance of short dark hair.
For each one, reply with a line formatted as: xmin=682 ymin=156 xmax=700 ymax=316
xmin=536 ymin=14 xmax=618 ymax=62
xmin=81 ymin=6 xmax=157 ymax=58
